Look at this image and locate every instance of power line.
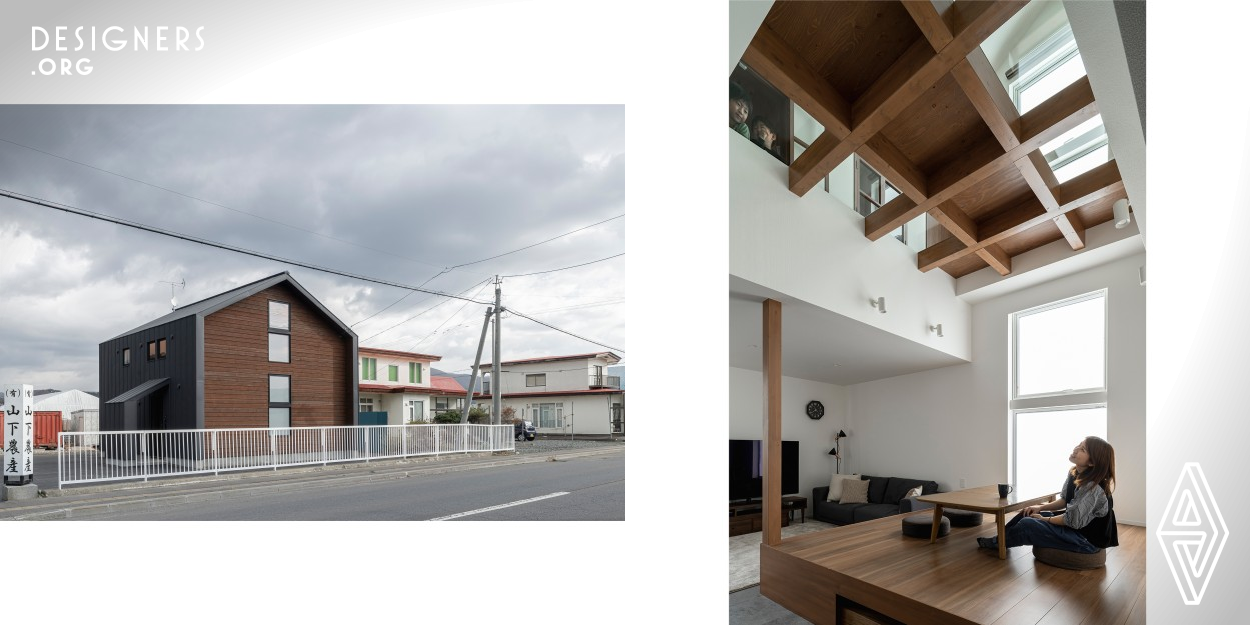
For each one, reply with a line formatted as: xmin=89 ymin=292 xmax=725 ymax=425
xmin=506 ymin=307 xmax=624 ymax=353
xmin=0 ymin=188 xmax=494 ymax=306
xmin=502 ymin=252 xmax=623 ymax=278
xmin=0 ymin=137 xmax=479 ymax=278
xmin=360 ymin=278 xmax=492 ymax=343
xmin=445 ymin=214 xmax=623 ymax=270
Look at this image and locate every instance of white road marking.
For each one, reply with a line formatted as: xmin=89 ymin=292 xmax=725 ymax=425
xmin=426 ymin=491 xmax=570 ymax=521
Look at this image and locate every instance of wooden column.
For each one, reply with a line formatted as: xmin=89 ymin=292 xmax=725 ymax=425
xmin=762 ymin=299 xmax=782 ymax=546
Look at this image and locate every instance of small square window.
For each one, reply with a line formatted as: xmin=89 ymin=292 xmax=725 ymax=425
xmin=269 ymin=333 xmax=290 ymax=363
xmin=122 ymin=348 xmax=131 ymax=366
xmin=268 ymin=407 xmax=291 ymax=431
xmin=526 ymin=374 xmax=546 ymax=387
xmin=269 ymin=301 xmax=290 ymax=331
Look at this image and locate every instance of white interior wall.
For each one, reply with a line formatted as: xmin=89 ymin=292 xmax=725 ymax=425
xmin=730 ymin=134 xmax=971 ymax=361
xmin=845 ymin=252 xmax=1146 ymax=524
xmin=729 ymin=366 xmax=849 ymax=502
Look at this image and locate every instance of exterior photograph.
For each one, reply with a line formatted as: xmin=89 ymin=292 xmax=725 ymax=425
xmin=728 ymin=2 xmax=1145 ymax=624
xmin=0 ymin=104 xmax=624 ymax=522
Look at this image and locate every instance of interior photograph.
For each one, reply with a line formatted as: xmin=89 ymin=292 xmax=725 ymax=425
xmin=728 ymin=1 xmax=1145 ymax=624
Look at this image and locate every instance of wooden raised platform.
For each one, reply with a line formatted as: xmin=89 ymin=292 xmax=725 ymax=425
xmin=759 ymin=513 xmax=1144 ymax=625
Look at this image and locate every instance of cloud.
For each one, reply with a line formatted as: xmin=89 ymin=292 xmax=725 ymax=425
xmin=0 ymin=104 xmax=624 ymax=390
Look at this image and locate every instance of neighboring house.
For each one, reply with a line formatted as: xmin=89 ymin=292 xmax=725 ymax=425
xmin=99 ymin=272 xmax=358 ymax=432
xmin=357 ymin=346 xmax=466 ymax=424
xmin=475 ymin=352 xmax=625 ymax=436
xmin=32 ymin=389 xmax=99 ymax=429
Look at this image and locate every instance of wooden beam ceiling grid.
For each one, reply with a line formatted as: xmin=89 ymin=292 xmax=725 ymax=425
xmin=878 ymin=72 xmax=998 ymax=176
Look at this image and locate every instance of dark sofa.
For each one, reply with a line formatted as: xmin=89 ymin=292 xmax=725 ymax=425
xmin=812 ymin=475 xmax=939 ymax=525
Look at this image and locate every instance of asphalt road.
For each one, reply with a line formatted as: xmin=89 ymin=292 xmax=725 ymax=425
xmin=67 ymin=451 xmax=624 ymax=521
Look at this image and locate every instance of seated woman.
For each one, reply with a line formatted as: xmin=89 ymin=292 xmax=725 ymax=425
xmin=977 ymin=436 xmax=1119 ymax=553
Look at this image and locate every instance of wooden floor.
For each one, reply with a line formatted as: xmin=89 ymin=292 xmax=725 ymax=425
xmin=759 ymin=513 xmax=1145 ymax=625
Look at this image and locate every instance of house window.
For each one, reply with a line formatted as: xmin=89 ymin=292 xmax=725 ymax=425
xmin=532 ymin=403 xmax=563 ymax=429
xmin=147 ymin=341 xmax=156 ymax=360
xmin=269 ymin=301 xmax=290 ymax=331
xmin=158 ymin=338 xmax=167 ymax=359
xmin=526 ymin=374 xmax=546 ymax=387
xmin=269 ymin=374 xmax=291 ymax=432
xmin=388 ymin=365 xmax=399 ymax=382
xmin=123 ymin=348 xmax=130 ymax=366
xmin=360 ymin=397 xmax=375 ymax=413
xmin=405 ymin=400 xmax=424 ymax=423
xmin=1008 ymin=24 xmax=1109 ymax=183
xmin=854 ymin=157 xmax=906 ymax=243
xmin=269 ymin=333 xmax=290 ymax=363
xmin=362 ymin=357 xmax=377 ymax=381
xmin=409 ymin=362 xmax=421 ymax=384
xmin=1010 ymin=290 xmax=1108 ymax=498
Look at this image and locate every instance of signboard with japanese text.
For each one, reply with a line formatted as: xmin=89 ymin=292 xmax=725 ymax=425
xmin=1 ymin=384 xmax=34 ymax=485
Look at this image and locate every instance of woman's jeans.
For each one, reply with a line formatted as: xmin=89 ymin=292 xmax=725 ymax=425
xmin=991 ymin=511 xmax=1099 ymax=553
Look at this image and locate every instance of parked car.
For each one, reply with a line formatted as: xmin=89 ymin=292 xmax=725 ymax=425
xmin=514 ymin=420 xmax=536 ymax=441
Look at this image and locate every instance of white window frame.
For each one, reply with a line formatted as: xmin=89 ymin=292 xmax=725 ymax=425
xmin=526 ymin=374 xmax=546 ymax=388
xmin=1008 ymin=289 xmax=1109 ymax=491
xmin=359 ymin=397 xmax=375 ymax=413
xmin=1010 ymin=289 xmax=1108 ymax=404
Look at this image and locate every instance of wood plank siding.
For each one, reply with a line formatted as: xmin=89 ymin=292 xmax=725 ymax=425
xmin=203 ymin=282 xmax=353 ymax=429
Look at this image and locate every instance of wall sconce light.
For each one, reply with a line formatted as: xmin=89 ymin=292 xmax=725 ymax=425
xmin=929 ymin=324 xmax=943 ymax=337
xmin=870 ymin=297 xmax=886 ymax=313
xmin=1113 ymin=199 xmax=1132 ymax=229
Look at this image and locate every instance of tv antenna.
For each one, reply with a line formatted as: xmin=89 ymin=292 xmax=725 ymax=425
xmin=158 ymin=278 xmax=185 ymax=311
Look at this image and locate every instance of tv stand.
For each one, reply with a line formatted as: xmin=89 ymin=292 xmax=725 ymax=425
xmin=729 ymin=499 xmax=792 ymax=537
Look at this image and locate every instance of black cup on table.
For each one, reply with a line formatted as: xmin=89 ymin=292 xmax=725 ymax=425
xmin=997 ymin=483 xmax=1013 ymax=498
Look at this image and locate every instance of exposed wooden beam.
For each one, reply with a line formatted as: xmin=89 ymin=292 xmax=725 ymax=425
xmin=917 ymin=161 xmax=1123 ymax=271
xmin=929 ymin=201 xmax=978 ymax=246
xmin=903 ymin=0 xmax=954 ymax=49
xmin=1056 ymin=211 xmax=1087 ymax=250
xmin=1016 ymin=150 xmax=1061 ymax=211
xmin=788 ymin=131 xmax=852 ymax=195
xmin=860 ymin=135 xmax=929 ymax=200
xmin=978 ymin=244 xmax=1012 ymax=275
xmin=951 ymin=52 xmax=1021 ymax=150
xmin=868 ymin=77 xmax=1099 ymax=241
xmin=743 ymin=25 xmax=852 ymax=137
xmin=762 ymin=298 xmax=782 ymax=547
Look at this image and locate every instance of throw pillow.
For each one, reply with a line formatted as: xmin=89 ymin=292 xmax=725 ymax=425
xmin=839 ymin=478 xmax=870 ymax=504
xmin=903 ymin=485 xmax=923 ymax=502
xmin=826 ymin=473 xmax=857 ymax=501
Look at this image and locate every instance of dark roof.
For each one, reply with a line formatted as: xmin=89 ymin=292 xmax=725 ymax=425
xmin=106 ymin=378 xmax=169 ymax=404
xmin=108 ymin=272 xmax=356 ymax=341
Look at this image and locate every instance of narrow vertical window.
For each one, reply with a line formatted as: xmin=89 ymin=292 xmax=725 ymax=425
xmin=122 ymin=348 xmax=131 ymax=366
xmin=388 ymin=365 xmax=398 ymax=382
xmin=158 ymin=338 xmax=168 ymax=359
xmin=147 ymin=341 xmax=156 ymax=360
xmin=268 ymin=301 xmax=290 ymax=331
xmin=361 ymin=357 xmax=377 ymax=381
xmin=269 ymin=333 xmax=290 ymax=363
xmin=269 ymin=374 xmax=291 ymax=432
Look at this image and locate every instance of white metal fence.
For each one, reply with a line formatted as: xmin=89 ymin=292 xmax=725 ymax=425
xmin=57 ymin=423 xmax=514 ymax=487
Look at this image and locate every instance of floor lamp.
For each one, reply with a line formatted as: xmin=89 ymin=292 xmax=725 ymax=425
xmin=828 ymin=430 xmax=848 ymax=474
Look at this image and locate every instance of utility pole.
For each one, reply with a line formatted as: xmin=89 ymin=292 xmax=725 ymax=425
xmin=492 ymin=275 xmax=503 ymax=425
xmin=463 ymin=307 xmax=493 ymax=423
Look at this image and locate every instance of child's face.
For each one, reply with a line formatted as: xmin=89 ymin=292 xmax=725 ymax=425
xmin=754 ymin=122 xmax=775 ymax=145
xmin=730 ymin=99 xmax=749 ymax=124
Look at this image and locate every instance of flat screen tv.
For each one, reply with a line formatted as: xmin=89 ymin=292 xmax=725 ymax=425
xmin=729 ymin=439 xmax=799 ymax=501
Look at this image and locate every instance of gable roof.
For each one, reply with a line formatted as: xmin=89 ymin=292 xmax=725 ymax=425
xmin=108 ymin=271 xmax=355 ymax=341
xmin=478 ymin=352 xmax=622 ymax=369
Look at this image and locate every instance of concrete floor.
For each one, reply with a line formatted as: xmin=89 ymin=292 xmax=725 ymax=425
xmin=729 ymin=585 xmax=811 ymax=625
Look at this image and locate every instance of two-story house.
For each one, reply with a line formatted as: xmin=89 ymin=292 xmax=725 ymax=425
xmin=475 ymin=352 xmax=624 ymax=436
xmin=99 ymin=271 xmax=358 ymax=432
xmin=358 ymin=346 xmax=466 ymax=424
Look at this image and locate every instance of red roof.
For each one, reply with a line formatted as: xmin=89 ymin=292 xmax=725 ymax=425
xmin=359 ymin=346 xmax=442 ymax=362
xmin=359 ymin=376 xmax=464 ymax=396
xmin=477 ymin=352 xmax=621 ymax=369
xmin=474 ymin=389 xmax=624 ymax=400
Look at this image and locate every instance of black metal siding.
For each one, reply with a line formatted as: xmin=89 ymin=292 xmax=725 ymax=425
xmin=99 ymin=316 xmax=198 ymax=432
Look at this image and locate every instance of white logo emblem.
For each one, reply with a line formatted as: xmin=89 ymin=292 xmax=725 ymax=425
xmin=1156 ymin=463 xmax=1228 ymax=605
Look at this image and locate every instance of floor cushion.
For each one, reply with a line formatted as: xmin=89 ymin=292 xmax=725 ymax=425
xmin=902 ymin=513 xmax=949 ymax=538
xmin=943 ymin=509 xmax=984 ymax=527
xmin=1033 ymin=546 xmax=1106 ymax=570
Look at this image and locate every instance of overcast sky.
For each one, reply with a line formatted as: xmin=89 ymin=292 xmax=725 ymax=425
xmin=0 ymin=105 xmax=624 ymax=391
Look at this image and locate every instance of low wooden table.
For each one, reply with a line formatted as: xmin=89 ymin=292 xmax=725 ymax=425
xmin=915 ymin=486 xmax=1058 ymax=560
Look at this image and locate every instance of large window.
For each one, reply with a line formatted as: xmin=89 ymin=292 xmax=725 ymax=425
xmin=268 ymin=300 xmax=291 ymax=364
xmin=269 ymin=374 xmax=291 ymax=432
xmin=532 ymin=402 xmax=564 ymax=429
xmin=1010 ymin=290 xmax=1108 ymax=498
xmin=405 ymin=399 xmax=424 ymax=423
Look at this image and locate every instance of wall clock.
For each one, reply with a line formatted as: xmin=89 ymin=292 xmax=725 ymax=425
xmin=806 ymin=400 xmax=824 ymax=420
